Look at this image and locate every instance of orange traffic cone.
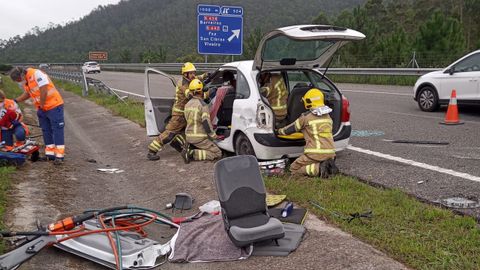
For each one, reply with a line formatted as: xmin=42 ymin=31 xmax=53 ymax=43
xmin=440 ymin=89 xmax=464 ymax=125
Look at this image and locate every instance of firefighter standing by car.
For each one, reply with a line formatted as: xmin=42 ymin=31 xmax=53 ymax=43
xmin=181 ymin=79 xmax=222 ymax=163
xmin=9 ymin=67 xmax=65 ymax=165
xmin=260 ymin=72 xmax=288 ymax=127
xmin=0 ymin=89 xmax=28 ymax=151
xmin=147 ymin=62 xmax=210 ymax=160
xmin=277 ymin=88 xmax=338 ymax=178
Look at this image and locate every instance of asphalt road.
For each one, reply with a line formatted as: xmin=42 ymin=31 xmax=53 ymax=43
xmin=90 ymin=71 xmax=480 ymax=218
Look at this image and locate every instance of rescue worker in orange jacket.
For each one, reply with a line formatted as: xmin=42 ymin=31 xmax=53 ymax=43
xmin=181 ymin=79 xmax=222 ymax=163
xmin=147 ymin=62 xmax=209 ymax=161
xmin=277 ymin=88 xmax=338 ymax=178
xmin=9 ymin=67 xmax=65 ymax=165
xmin=0 ymin=89 xmax=27 ymax=151
xmin=260 ymin=72 xmax=288 ymax=127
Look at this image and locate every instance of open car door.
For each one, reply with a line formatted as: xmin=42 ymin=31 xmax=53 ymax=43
xmin=253 ymin=25 xmax=365 ymax=71
xmin=144 ymin=68 xmax=177 ymax=136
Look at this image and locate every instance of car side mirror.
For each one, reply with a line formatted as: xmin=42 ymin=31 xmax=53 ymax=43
xmin=447 ymin=67 xmax=455 ymax=75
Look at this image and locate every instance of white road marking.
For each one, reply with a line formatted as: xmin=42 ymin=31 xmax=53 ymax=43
xmin=347 ymin=145 xmax=480 ymax=183
xmin=384 ymin=111 xmax=480 ymax=125
xmin=342 ymin=89 xmax=411 ymax=96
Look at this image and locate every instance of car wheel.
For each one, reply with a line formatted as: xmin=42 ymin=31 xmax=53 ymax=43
xmin=417 ymin=86 xmax=439 ymax=112
xmin=235 ymin=133 xmax=255 ymax=156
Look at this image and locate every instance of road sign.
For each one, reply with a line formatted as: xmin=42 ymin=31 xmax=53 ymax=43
xmin=197 ymin=4 xmax=243 ymax=55
xmin=89 ymin=51 xmax=108 ymax=61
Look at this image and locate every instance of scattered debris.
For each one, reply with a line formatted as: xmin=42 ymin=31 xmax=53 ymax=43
xmin=388 ymin=140 xmax=449 ymax=145
xmin=351 ymin=130 xmax=385 ymax=137
xmin=417 ymin=180 xmax=425 ymax=184
xmin=259 ymin=159 xmax=287 ymax=176
xmin=97 ymin=168 xmax=124 ymax=173
xmin=86 ymin=158 xmax=97 ymax=163
xmin=440 ymin=197 xmax=480 ymax=209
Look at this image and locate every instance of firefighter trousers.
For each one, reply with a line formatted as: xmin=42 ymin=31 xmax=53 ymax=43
xmin=148 ymin=115 xmax=186 ymax=153
xmin=187 ymin=137 xmax=222 ymax=161
xmin=290 ymin=153 xmax=336 ymax=177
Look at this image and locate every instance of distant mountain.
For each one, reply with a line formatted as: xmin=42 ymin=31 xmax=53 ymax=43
xmin=0 ymin=0 xmax=365 ymax=63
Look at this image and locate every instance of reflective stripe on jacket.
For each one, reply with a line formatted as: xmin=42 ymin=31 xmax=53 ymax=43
xmin=172 ymin=73 xmax=208 ymax=116
xmin=278 ymin=112 xmax=335 ymax=155
xmin=184 ymin=97 xmax=215 ymax=139
xmin=24 ymin=68 xmax=63 ymax=111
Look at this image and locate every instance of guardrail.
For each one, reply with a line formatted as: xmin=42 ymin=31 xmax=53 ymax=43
xmin=13 ymin=63 xmax=441 ymax=76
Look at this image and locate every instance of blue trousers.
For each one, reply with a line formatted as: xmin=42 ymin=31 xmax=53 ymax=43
xmin=38 ymin=105 xmax=65 ymax=158
xmin=1 ymin=125 xmax=26 ymax=146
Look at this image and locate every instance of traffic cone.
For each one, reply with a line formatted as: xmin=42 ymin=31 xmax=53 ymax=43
xmin=440 ymin=89 xmax=464 ymax=125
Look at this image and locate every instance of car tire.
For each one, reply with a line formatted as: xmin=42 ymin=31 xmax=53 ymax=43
xmin=234 ymin=133 xmax=255 ymax=156
xmin=417 ymin=86 xmax=440 ymax=112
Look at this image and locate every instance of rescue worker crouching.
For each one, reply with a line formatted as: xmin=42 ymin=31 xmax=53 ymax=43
xmin=277 ymin=88 xmax=339 ymax=178
xmin=0 ymin=89 xmax=28 ymax=151
xmin=181 ymin=79 xmax=222 ymax=164
xmin=260 ymin=72 xmax=288 ymax=128
xmin=147 ymin=62 xmax=209 ymax=161
xmin=9 ymin=67 xmax=65 ymax=165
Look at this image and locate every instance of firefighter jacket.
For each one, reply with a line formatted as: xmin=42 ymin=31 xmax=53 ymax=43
xmin=278 ymin=111 xmax=335 ymax=156
xmin=260 ymin=74 xmax=288 ymax=120
xmin=184 ymin=96 xmax=216 ymax=140
xmin=172 ymin=73 xmax=208 ymax=116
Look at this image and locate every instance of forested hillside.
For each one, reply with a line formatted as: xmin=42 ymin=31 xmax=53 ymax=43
xmin=1 ymin=0 xmax=479 ymax=68
xmin=0 ymin=0 xmax=364 ymax=63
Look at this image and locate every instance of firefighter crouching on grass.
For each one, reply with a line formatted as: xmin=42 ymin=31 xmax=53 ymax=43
xmin=9 ymin=67 xmax=65 ymax=165
xmin=147 ymin=62 xmax=209 ymax=161
xmin=181 ymin=79 xmax=222 ymax=164
xmin=0 ymin=89 xmax=28 ymax=151
xmin=277 ymin=88 xmax=339 ymax=178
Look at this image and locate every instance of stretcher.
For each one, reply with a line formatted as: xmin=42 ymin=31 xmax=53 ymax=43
xmin=0 ymin=139 xmax=40 ymax=166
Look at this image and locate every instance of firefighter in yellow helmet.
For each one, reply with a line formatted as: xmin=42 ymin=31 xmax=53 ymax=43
xmin=181 ymin=79 xmax=222 ymax=163
xmin=277 ymin=88 xmax=339 ymax=178
xmin=147 ymin=62 xmax=209 ymax=160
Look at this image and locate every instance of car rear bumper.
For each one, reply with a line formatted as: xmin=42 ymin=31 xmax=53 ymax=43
xmin=251 ymin=124 xmax=351 ymax=160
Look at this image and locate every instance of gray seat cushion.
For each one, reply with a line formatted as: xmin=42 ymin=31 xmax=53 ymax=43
xmin=229 ymin=217 xmax=284 ymax=247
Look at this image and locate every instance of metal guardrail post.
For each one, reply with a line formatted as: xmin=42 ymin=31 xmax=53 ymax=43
xmin=81 ymin=71 xmax=88 ymax=96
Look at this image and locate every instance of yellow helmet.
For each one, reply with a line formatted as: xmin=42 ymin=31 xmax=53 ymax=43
xmin=302 ymin=88 xmax=325 ymax=109
xmin=187 ymin=79 xmax=203 ymax=96
xmin=182 ymin=62 xmax=196 ymax=74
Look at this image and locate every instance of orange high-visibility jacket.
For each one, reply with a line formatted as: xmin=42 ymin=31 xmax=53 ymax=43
xmin=24 ymin=68 xmax=63 ymax=111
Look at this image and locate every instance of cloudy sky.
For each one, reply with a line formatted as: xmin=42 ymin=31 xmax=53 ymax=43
xmin=0 ymin=0 xmax=122 ymax=40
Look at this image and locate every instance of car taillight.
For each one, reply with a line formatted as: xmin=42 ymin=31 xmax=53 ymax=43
xmin=341 ymin=96 xmax=350 ymax=122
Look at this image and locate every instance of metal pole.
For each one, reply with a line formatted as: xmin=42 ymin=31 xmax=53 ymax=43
xmin=81 ymin=70 xmax=88 ymax=96
xmin=205 ymin=55 xmax=208 ymax=63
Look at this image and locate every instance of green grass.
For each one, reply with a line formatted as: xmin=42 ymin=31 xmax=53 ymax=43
xmin=0 ymin=167 xmax=15 ymax=252
xmin=54 ymin=80 xmax=146 ymax=127
xmin=0 ymin=75 xmax=19 ymax=253
xmin=329 ymin=74 xmax=419 ymax=86
xmin=265 ymin=174 xmax=480 ymax=269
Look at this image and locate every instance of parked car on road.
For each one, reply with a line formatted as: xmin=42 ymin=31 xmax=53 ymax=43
xmin=414 ymin=50 xmax=480 ymax=111
xmin=39 ymin=63 xmax=49 ymax=70
xmin=82 ymin=61 xmax=101 ymax=74
xmin=145 ymin=25 xmax=365 ymax=160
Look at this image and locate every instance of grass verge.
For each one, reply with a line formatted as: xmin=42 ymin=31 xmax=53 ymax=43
xmin=265 ymin=174 xmax=480 ymax=270
xmin=0 ymin=75 xmax=20 ymax=253
xmin=329 ymin=74 xmax=419 ymax=86
xmin=54 ymin=80 xmax=145 ymax=127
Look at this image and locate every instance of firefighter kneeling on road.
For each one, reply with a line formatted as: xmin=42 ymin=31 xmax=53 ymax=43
xmin=277 ymin=88 xmax=339 ymax=178
xmin=147 ymin=62 xmax=209 ymax=161
xmin=181 ymin=79 xmax=222 ymax=164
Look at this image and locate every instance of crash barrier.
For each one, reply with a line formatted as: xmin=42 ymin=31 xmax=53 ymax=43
xmin=13 ymin=63 xmax=440 ymax=76
xmin=46 ymin=69 xmax=127 ymax=103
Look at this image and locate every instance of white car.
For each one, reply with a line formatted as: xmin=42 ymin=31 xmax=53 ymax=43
xmin=82 ymin=61 xmax=101 ymax=74
xmin=414 ymin=50 xmax=480 ymax=111
xmin=145 ymin=25 xmax=365 ymax=160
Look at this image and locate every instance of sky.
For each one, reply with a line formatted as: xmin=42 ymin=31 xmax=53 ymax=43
xmin=0 ymin=0 xmax=122 ymax=40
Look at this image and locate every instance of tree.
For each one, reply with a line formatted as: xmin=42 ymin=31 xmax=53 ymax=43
xmin=119 ymin=48 xmax=132 ymax=63
xmin=312 ymin=11 xmax=330 ymax=25
xmin=243 ymin=27 xmax=263 ymax=60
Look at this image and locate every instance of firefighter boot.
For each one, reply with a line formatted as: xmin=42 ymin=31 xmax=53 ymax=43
xmin=327 ymin=158 xmax=339 ymax=175
xmin=181 ymin=143 xmax=192 ymax=164
xmin=147 ymin=150 xmax=160 ymax=161
xmin=319 ymin=160 xmax=330 ymax=178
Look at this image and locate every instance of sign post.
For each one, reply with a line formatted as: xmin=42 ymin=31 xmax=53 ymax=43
xmin=197 ymin=5 xmax=243 ymax=56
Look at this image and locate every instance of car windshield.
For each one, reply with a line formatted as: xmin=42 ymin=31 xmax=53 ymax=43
xmin=262 ymin=35 xmax=335 ymax=62
xmin=89 ymin=63 xmax=98 ymax=66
